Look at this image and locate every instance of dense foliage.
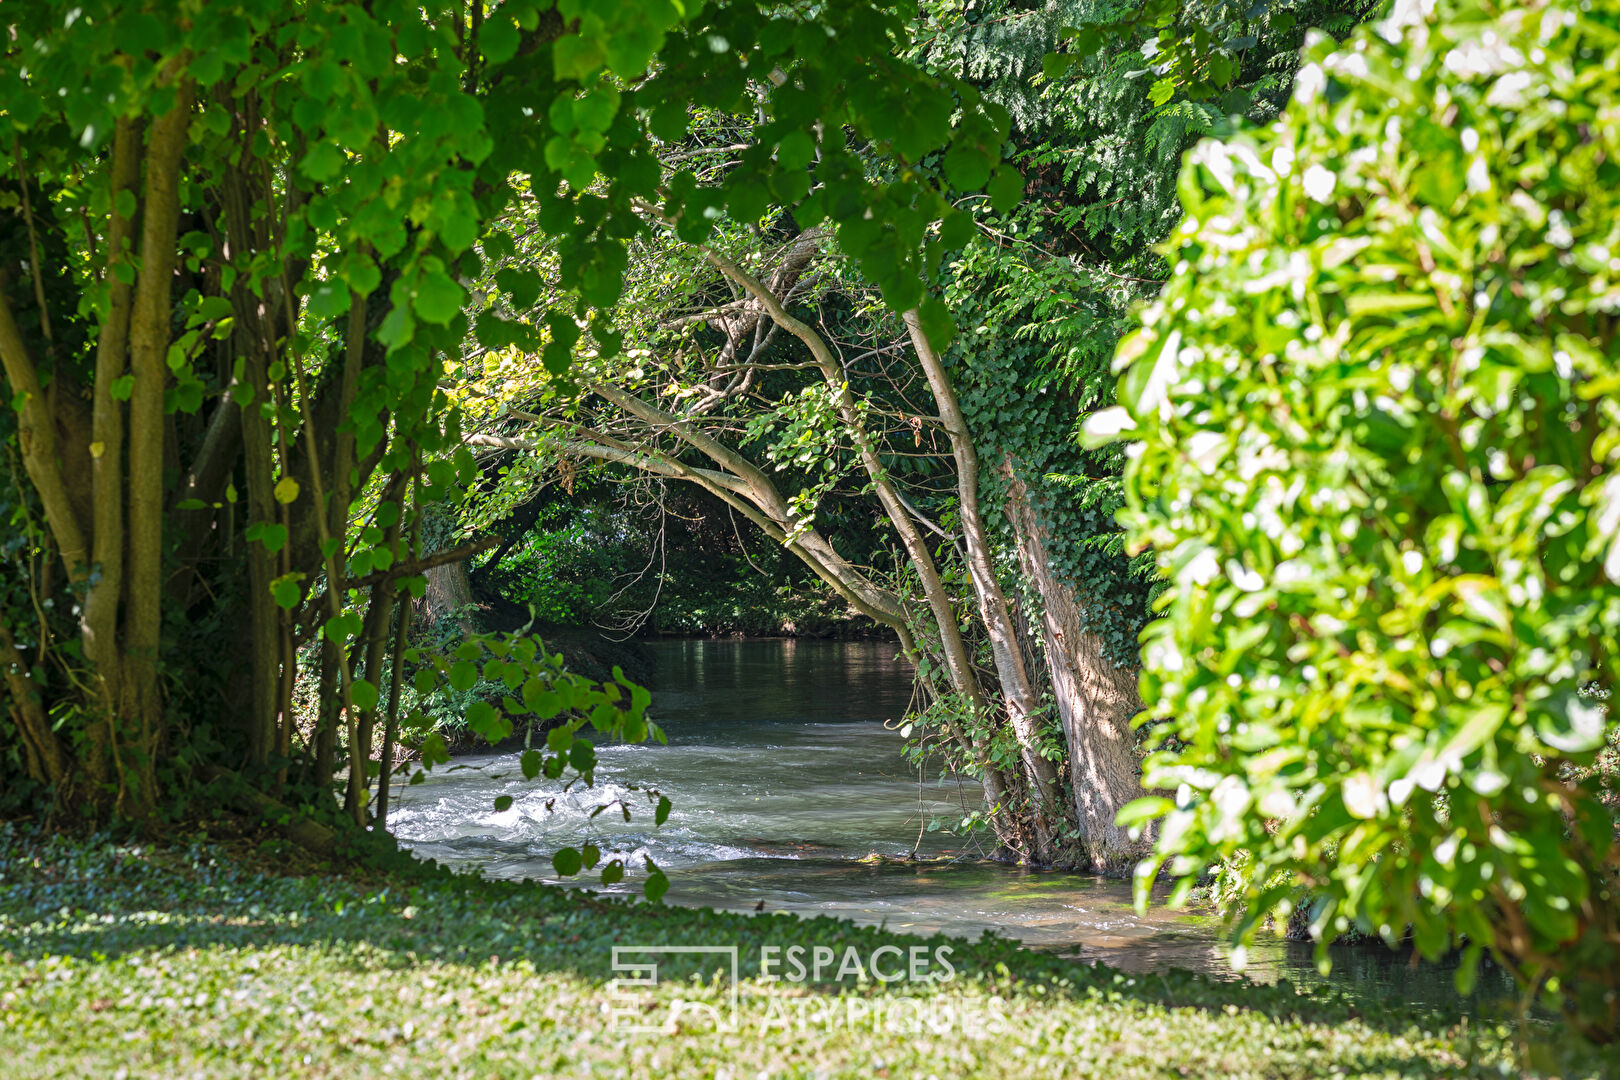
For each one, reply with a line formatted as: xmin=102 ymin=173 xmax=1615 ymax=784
xmin=0 ymin=0 xmax=1015 ymax=874
xmin=1103 ymin=0 xmax=1620 ymax=1038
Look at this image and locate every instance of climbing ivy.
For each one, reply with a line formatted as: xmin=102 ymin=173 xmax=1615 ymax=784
xmin=916 ymin=0 xmax=1372 ymax=667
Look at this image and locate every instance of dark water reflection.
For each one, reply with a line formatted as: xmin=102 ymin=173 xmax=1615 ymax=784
xmin=391 ymin=638 xmax=1520 ymax=1017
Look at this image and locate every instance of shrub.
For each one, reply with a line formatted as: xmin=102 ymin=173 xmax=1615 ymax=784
xmin=1098 ymin=0 xmax=1620 ymax=1040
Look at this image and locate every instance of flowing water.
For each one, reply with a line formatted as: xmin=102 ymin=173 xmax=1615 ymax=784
xmin=391 ymin=638 xmax=1516 ymax=1015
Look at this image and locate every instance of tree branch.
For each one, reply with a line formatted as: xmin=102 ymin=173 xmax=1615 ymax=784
xmin=0 ymin=281 xmax=89 ymax=576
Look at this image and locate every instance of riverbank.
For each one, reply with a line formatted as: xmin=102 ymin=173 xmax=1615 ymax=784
xmin=2 ymin=826 xmax=1609 ymax=1079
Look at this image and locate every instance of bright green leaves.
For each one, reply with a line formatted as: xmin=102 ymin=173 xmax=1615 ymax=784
xmin=1048 ymin=1 xmax=1256 ymax=106
xmin=545 ymin=87 xmax=613 ymax=191
xmin=1110 ymin=0 xmax=1620 ymax=1018
xmin=541 ymin=0 xmax=683 ymax=191
xmin=323 ymin=610 xmax=364 ymax=645
xmin=245 ymin=521 xmax=288 ymax=555
xmin=916 ymin=296 xmax=955 ymax=353
xmin=775 ymin=130 xmax=816 ymax=172
xmin=350 ymin=678 xmax=380 ymax=713
xmin=406 ymin=630 xmax=670 ymax=901
xmin=643 ymin=860 xmax=670 ymax=903
xmin=573 ymin=85 xmax=622 ymax=136
xmin=269 ymin=572 xmax=306 ymax=610
xmin=413 ymin=260 xmax=465 ymax=325
xmin=426 ymin=186 xmax=482 ymax=254
xmin=544 ymin=311 xmax=580 ymax=374
xmin=480 ymin=12 xmax=522 ymax=66
xmin=986 ymin=166 xmax=1024 ymax=214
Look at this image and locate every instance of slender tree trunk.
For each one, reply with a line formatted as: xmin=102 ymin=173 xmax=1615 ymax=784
xmin=224 ymin=148 xmax=281 ymax=768
xmin=122 ymin=75 xmax=194 ymax=813
xmin=1004 ymin=463 xmax=1146 ymax=872
xmin=0 ymin=616 xmax=68 ymax=785
xmin=314 ymin=637 xmax=340 ymax=790
xmin=373 ymin=583 xmax=414 ymax=827
xmin=81 ymin=114 xmax=142 ymax=788
xmin=904 ymin=310 xmax=1066 ymax=861
xmin=421 ymin=556 xmax=476 ymax=630
xmin=0 ymin=292 xmax=88 ymax=578
xmin=347 ymin=499 xmax=404 ymax=818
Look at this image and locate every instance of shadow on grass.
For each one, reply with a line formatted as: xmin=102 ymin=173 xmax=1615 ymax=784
xmin=1 ymin=826 xmax=1510 ymax=1045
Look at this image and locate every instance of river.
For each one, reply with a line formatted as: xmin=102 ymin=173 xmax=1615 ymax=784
xmin=390 ymin=638 xmax=1517 ymax=1015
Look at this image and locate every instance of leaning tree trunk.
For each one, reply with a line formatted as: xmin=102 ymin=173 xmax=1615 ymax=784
xmin=904 ymin=310 xmax=1068 ymax=863
xmin=1004 ymin=462 xmax=1146 ymax=873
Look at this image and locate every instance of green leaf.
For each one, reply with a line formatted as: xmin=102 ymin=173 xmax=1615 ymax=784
xmin=419 ymin=733 xmax=450 ymax=770
xmin=493 ymin=794 xmax=514 ymax=812
xmin=270 ymin=574 xmax=304 ymax=610
xmin=496 ymin=267 xmax=543 ymax=310
xmin=415 ymin=265 xmax=465 ymax=324
xmin=350 ymin=678 xmax=379 ymax=712
xmin=245 ymin=521 xmax=288 ymax=554
xmin=916 ymin=295 xmax=955 ymax=352
xmin=943 ymin=143 xmax=992 ymax=192
xmin=300 ymin=142 xmax=345 ymax=182
xmin=643 ymin=863 xmax=669 ymax=903
xmin=467 ymin=700 xmax=511 ymax=742
xmin=481 ymin=16 xmax=521 ymax=64
xmin=552 ymin=846 xmax=583 ymax=876
xmin=1115 ymin=796 xmax=1174 ymax=828
xmin=553 ymin=36 xmax=603 ymax=81
xmin=449 ymin=660 xmax=477 ymax=692
xmin=323 ymin=611 xmax=363 ymax=644
xmin=986 ymin=165 xmax=1024 ymax=214
xmin=568 ymin=739 xmax=595 ymax=773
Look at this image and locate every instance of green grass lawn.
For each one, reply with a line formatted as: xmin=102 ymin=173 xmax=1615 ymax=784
xmin=0 ymin=825 xmax=1609 ymax=1079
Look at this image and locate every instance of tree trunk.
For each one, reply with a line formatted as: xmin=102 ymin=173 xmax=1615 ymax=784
xmin=421 ymin=552 xmax=476 ymax=630
xmin=904 ymin=310 xmax=1067 ymax=862
xmin=122 ymin=74 xmax=194 ymax=813
xmin=0 ymin=616 xmax=68 ymax=785
xmin=81 ymin=114 xmax=141 ymax=788
xmin=1004 ymin=462 xmax=1146 ymax=873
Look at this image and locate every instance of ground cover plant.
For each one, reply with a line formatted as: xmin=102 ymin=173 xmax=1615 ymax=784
xmin=2 ymin=826 xmax=1611 ymax=1079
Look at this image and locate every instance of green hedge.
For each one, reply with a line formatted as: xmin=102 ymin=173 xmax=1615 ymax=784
xmin=1097 ymin=0 xmax=1620 ymax=1040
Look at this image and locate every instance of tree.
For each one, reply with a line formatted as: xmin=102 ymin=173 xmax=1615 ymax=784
xmin=1101 ymin=0 xmax=1620 ymax=1040
xmin=0 ymin=0 xmax=1011 ymax=867
xmin=905 ymin=0 xmax=1376 ymax=868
